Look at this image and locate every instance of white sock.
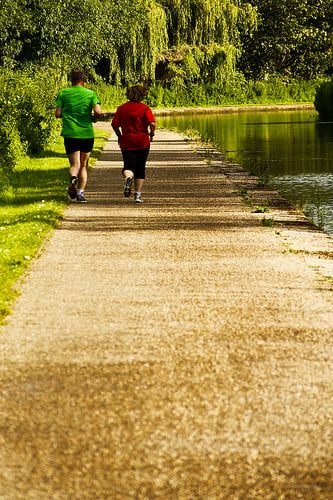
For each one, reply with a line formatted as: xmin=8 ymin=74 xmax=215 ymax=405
xmin=78 ymin=189 xmax=84 ymax=195
xmin=135 ymin=192 xmax=141 ymax=197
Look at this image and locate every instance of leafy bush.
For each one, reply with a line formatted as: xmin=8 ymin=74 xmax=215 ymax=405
xmin=0 ymin=68 xmax=60 ymax=184
xmin=15 ymin=70 xmax=60 ymax=154
xmin=89 ymin=83 xmax=127 ymax=110
xmin=314 ymin=80 xmax=333 ymax=119
xmin=145 ymin=78 xmax=319 ymax=109
xmin=86 ymin=77 xmax=321 ymax=111
xmin=0 ymin=73 xmax=25 ymax=186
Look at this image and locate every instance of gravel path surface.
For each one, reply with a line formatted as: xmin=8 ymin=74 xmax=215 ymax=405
xmin=1 ymin=126 xmax=333 ymax=499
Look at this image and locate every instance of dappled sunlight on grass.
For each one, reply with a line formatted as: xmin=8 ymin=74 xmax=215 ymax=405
xmin=0 ymin=170 xmax=69 ymax=205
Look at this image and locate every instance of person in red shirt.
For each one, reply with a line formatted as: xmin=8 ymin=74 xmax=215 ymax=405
xmin=112 ymin=85 xmax=156 ymax=203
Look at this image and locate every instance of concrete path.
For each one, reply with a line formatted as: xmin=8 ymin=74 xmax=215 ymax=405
xmin=1 ymin=126 xmax=333 ymax=499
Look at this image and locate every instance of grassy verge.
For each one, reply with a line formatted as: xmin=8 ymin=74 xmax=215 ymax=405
xmin=0 ymin=128 xmax=110 ymax=324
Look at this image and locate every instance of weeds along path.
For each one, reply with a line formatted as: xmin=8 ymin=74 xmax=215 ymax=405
xmin=1 ymin=125 xmax=333 ymax=498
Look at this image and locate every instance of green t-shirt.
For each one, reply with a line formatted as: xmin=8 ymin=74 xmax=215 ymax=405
xmin=54 ymin=86 xmax=101 ymax=139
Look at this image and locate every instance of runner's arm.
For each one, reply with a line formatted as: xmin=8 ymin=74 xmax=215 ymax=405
xmin=112 ymin=125 xmax=122 ymax=143
xmin=93 ymin=103 xmax=102 ymax=122
xmin=149 ymin=121 xmax=156 ymax=141
xmin=55 ymin=106 xmax=62 ymax=118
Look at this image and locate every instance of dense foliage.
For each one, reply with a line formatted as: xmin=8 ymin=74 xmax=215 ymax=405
xmin=1 ymin=0 xmax=331 ymax=84
xmin=153 ymin=0 xmax=257 ymax=86
xmin=238 ymin=0 xmax=333 ymax=80
xmin=92 ymin=78 xmax=319 ymax=109
xmin=0 ymin=68 xmax=60 ymax=188
xmin=0 ymin=0 xmax=144 ymax=78
xmin=314 ymin=79 xmax=333 ymax=119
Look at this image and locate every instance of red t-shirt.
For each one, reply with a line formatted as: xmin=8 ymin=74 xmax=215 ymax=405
xmin=112 ymin=101 xmax=155 ymax=150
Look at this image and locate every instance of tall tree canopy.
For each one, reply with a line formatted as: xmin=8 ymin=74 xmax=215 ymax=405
xmin=156 ymin=0 xmax=256 ymax=85
xmin=0 ymin=0 xmax=256 ymax=84
xmin=238 ymin=0 xmax=333 ymax=79
xmin=0 ymin=0 xmax=145 ymax=76
xmin=0 ymin=0 xmax=331 ymax=83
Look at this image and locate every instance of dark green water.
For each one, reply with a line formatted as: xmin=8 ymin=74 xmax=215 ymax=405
xmin=159 ymin=110 xmax=333 ymax=235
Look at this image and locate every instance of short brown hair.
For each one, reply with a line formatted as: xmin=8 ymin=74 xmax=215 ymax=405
xmin=126 ymin=85 xmax=148 ymax=102
xmin=71 ymin=70 xmax=85 ymax=83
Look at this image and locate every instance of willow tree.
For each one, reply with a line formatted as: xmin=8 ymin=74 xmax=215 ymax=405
xmin=103 ymin=0 xmax=168 ymax=84
xmin=0 ymin=0 xmax=257 ymax=85
xmin=155 ymin=0 xmax=257 ymax=85
xmin=0 ymin=0 xmax=157 ymax=82
xmin=102 ymin=0 xmax=256 ymax=86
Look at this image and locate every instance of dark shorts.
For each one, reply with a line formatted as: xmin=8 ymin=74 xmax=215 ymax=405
xmin=64 ymin=137 xmax=94 ymax=155
xmin=121 ymin=147 xmax=150 ymax=179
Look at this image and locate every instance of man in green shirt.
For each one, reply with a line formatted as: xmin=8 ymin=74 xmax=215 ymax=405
xmin=55 ymin=70 xmax=102 ymax=203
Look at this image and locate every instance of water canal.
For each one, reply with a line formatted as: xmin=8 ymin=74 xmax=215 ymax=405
xmin=158 ymin=110 xmax=333 ymax=236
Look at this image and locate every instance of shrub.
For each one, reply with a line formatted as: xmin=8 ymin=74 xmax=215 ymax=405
xmin=0 ymin=68 xmax=60 ymax=164
xmin=62 ymin=75 xmax=321 ymax=111
xmin=0 ymin=72 xmax=27 ymax=183
xmin=17 ymin=70 xmax=61 ymax=154
xmin=89 ymin=83 xmax=126 ymax=111
xmin=314 ymin=80 xmax=333 ymax=120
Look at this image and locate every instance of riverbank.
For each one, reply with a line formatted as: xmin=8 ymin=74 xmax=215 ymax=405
xmin=1 ymin=127 xmax=332 ymax=498
xmin=100 ymin=102 xmax=316 ymax=120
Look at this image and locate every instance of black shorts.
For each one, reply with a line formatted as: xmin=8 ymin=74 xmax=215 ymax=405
xmin=64 ymin=137 xmax=94 ymax=154
xmin=121 ymin=147 xmax=150 ymax=179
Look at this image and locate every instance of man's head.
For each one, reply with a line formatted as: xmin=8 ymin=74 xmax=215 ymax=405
xmin=71 ymin=70 xmax=86 ymax=85
xmin=126 ymin=85 xmax=148 ymax=102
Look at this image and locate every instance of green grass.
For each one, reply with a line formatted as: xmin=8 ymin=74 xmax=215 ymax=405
xmin=0 ymin=128 xmax=110 ymax=323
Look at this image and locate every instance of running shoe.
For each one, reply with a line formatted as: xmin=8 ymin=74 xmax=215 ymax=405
xmin=68 ymin=176 xmax=77 ymax=199
xmin=77 ymin=194 xmax=87 ymax=203
xmin=124 ymin=177 xmax=133 ymax=197
xmin=134 ymin=193 xmax=144 ymax=203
